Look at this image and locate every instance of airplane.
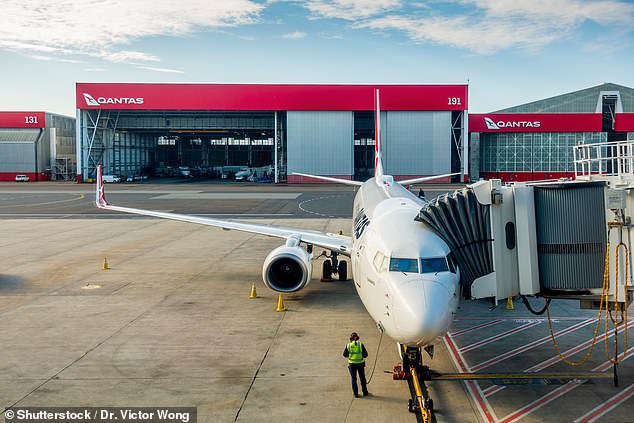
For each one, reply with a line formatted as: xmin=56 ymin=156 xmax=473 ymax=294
xmin=95 ymin=89 xmax=461 ymax=369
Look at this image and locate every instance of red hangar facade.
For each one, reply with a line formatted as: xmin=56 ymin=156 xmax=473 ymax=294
xmin=469 ymin=83 xmax=634 ymax=182
xmin=74 ymin=83 xmax=468 ymax=183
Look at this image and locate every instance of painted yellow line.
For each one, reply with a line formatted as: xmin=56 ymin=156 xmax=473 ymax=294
xmin=0 ymin=193 xmax=85 ymax=209
xmin=431 ymin=372 xmax=612 ymax=380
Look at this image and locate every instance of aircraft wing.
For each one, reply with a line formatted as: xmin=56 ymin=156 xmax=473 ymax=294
xmin=397 ymin=173 xmax=461 ymax=186
xmin=95 ymin=166 xmax=352 ymax=255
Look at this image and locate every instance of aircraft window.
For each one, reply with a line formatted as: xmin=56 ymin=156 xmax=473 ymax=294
xmin=389 ymin=258 xmax=419 ymax=273
xmin=420 ymin=257 xmax=449 ymax=274
xmin=446 ymin=254 xmax=457 ymax=273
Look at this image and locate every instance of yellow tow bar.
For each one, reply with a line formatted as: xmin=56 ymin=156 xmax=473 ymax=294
xmin=410 ymin=367 xmax=432 ymax=423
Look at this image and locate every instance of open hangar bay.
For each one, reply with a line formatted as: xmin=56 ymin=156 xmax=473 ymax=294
xmin=0 ymin=184 xmax=632 ymax=422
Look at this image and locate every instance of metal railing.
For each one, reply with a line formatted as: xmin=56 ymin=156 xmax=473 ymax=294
xmin=574 ymin=140 xmax=634 ymax=180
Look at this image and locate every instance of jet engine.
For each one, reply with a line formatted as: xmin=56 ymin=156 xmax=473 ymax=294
xmin=262 ymin=238 xmax=312 ymax=293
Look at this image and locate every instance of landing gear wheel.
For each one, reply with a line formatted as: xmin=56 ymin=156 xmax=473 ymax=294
xmin=407 ymin=399 xmax=415 ymax=413
xmin=338 ymin=260 xmax=348 ymax=281
xmin=322 ymin=260 xmax=332 ymax=281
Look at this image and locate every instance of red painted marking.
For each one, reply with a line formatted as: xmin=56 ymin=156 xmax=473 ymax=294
xmin=592 ymin=346 xmax=634 ymax=372
xmin=573 ymin=382 xmax=634 ymax=423
xmin=460 ymin=321 xmax=540 ymax=353
xmin=450 ymin=319 xmax=503 ymax=337
xmin=444 ymin=334 xmax=497 ymax=423
xmin=454 ymin=317 xmax=588 ymax=321
xmin=471 ymin=318 xmax=595 ymax=372
xmin=499 ymin=380 xmax=585 ymax=423
xmin=525 ymin=319 xmax=634 ymax=373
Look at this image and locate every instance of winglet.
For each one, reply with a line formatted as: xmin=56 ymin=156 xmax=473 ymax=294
xmin=96 ymin=165 xmax=109 ymax=208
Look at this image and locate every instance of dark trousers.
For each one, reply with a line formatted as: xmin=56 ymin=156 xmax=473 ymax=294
xmin=348 ymin=363 xmax=368 ymax=396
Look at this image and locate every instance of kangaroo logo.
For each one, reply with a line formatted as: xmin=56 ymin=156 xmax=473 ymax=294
xmin=83 ymin=93 xmax=100 ymax=106
xmin=484 ymin=117 xmax=500 ymax=130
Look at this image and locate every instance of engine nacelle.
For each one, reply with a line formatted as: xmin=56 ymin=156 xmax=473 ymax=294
xmin=262 ymin=243 xmax=312 ymax=293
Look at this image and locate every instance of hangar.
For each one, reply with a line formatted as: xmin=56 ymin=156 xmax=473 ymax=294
xmin=469 ymin=82 xmax=634 ymax=182
xmin=75 ymin=83 xmax=468 ymax=183
xmin=0 ymin=111 xmax=75 ymax=181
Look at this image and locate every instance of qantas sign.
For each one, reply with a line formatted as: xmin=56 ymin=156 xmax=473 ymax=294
xmin=470 ymin=113 xmax=603 ymax=133
xmin=83 ymin=93 xmax=144 ymax=106
xmin=484 ymin=117 xmax=541 ymax=129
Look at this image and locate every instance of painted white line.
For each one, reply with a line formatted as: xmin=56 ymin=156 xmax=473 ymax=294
xmin=573 ymin=382 xmax=634 ymax=423
xmin=298 ymin=195 xmax=345 ymax=219
xmin=592 ymin=346 xmax=634 ymax=372
xmin=499 ymin=380 xmax=585 ymax=423
xmin=153 ymin=193 xmax=301 ymax=200
xmin=460 ymin=321 xmax=540 ymax=353
xmin=450 ymin=319 xmax=503 ymax=337
xmin=444 ymin=334 xmax=498 ymax=423
xmin=481 ymin=384 xmax=506 ymax=397
xmin=471 ymin=318 xmax=595 ymax=372
xmin=525 ymin=319 xmax=634 ymax=373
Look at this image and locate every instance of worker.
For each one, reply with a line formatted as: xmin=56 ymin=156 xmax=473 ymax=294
xmin=343 ymin=332 xmax=369 ymax=398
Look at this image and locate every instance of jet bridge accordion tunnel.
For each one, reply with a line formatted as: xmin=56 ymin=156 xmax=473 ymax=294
xmin=416 ymin=179 xmax=632 ymax=308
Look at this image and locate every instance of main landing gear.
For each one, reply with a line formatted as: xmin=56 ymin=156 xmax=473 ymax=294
xmin=319 ymin=251 xmax=347 ymax=281
xmin=394 ymin=345 xmax=434 ymax=423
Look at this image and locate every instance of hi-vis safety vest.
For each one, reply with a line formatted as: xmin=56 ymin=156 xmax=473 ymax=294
xmin=347 ymin=341 xmax=364 ymax=364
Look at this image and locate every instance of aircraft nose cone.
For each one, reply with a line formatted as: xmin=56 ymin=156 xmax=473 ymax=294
xmin=394 ymin=280 xmax=453 ymax=346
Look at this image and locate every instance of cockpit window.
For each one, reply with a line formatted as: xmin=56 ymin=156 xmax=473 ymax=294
xmin=446 ymin=253 xmax=457 ymax=274
xmin=420 ymin=257 xmax=449 ymax=274
xmin=389 ymin=258 xmax=419 ymax=273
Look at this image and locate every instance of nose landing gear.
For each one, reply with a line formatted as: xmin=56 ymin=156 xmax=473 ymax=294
xmin=394 ymin=345 xmax=434 ymax=423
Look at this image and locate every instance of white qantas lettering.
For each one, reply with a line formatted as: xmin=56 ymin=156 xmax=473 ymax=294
xmin=83 ymin=93 xmax=144 ymax=106
xmin=484 ymin=117 xmax=541 ymax=130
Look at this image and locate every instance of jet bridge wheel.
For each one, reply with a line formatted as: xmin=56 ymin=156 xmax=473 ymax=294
xmin=338 ymin=260 xmax=348 ymax=281
xmin=321 ymin=260 xmax=332 ymax=281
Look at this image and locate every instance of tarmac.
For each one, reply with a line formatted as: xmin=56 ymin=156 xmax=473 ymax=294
xmin=1 ymin=183 xmax=632 ymax=422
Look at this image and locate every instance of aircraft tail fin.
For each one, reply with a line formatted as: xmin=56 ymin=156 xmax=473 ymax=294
xmin=374 ymin=88 xmax=385 ymax=181
xmin=96 ymin=165 xmax=109 ymax=208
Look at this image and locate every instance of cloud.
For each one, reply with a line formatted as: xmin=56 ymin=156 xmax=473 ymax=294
xmin=136 ymin=66 xmax=185 ymax=74
xmin=305 ymin=0 xmax=402 ymax=20
xmin=357 ymin=0 xmax=634 ymax=54
xmin=0 ymin=0 xmax=262 ymax=62
xmin=281 ymin=31 xmax=308 ymax=39
xmin=28 ymin=55 xmax=83 ymax=63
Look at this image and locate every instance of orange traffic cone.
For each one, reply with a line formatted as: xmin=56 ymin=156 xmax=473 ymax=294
xmin=249 ymin=282 xmax=258 ymax=299
xmin=506 ymin=296 xmax=514 ymax=310
xmin=102 ymin=257 xmax=109 ymax=270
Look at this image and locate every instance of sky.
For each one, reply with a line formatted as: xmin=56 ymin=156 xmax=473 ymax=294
xmin=1 ymin=0 xmax=633 ymax=116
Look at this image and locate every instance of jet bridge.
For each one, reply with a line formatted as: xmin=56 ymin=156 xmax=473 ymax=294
xmin=417 ymin=139 xmax=634 ymax=309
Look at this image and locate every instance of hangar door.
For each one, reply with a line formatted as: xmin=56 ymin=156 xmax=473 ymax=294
xmin=383 ymin=111 xmax=452 ymax=177
xmin=287 ymin=111 xmax=353 ymax=177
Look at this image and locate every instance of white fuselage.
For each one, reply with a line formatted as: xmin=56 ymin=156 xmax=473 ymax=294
xmin=349 ymin=177 xmax=460 ymax=348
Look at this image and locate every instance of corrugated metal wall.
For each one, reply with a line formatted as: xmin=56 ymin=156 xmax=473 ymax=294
xmin=0 ymin=129 xmax=39 ymax=172
xmin=287 ymin=111 xmax=353 ymax=176
xmin=534 ymin=183 xmax=606 ymax=290
xmin=383 ymin=111 xmax=451 ymax=176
